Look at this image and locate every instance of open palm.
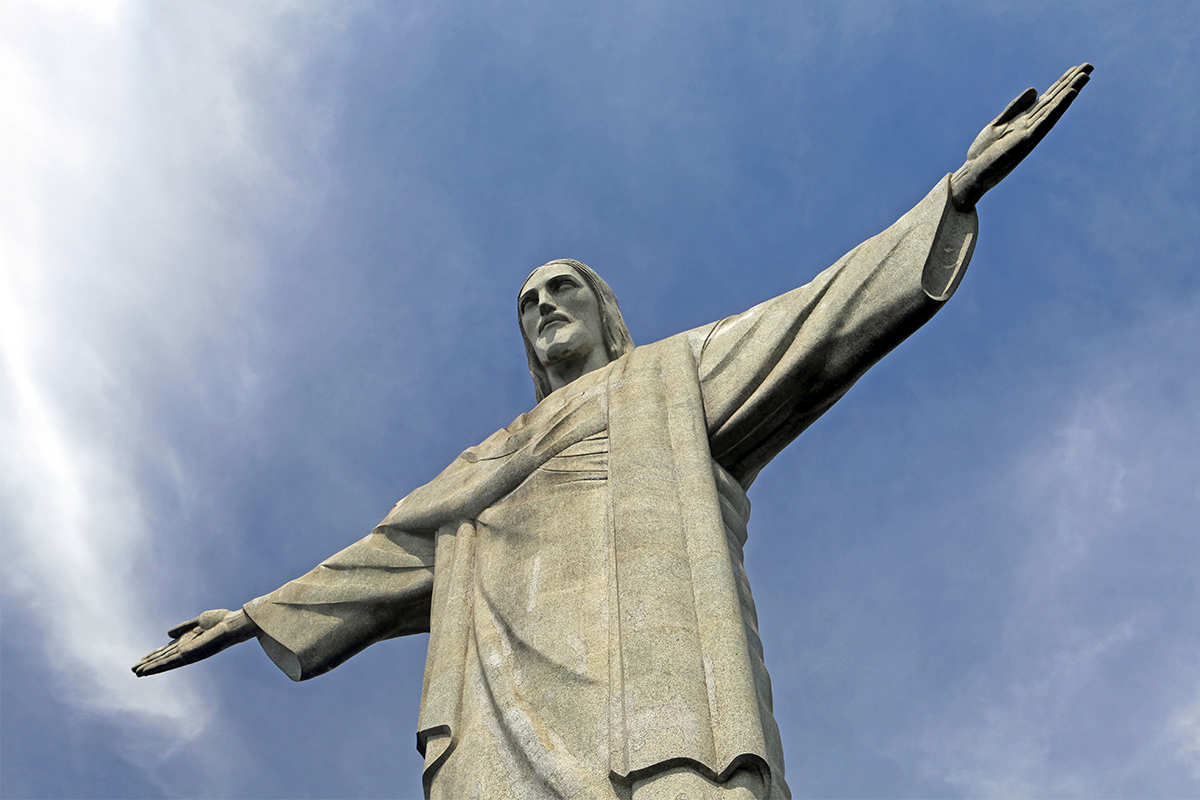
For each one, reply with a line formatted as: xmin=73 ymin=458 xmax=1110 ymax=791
xmin=132 ymin=609 xmax=256 ymax=676
xmin=951 ymin=63 xmax=1093 ymax=209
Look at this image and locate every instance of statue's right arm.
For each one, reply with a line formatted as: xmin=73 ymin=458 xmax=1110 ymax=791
xmin=132 ymin=608 xmax=258 ymax=677
xmin=132 ymin=485 xmax=438 ymax=682
xmin=134 ymin=523 xmax=436 ymax=680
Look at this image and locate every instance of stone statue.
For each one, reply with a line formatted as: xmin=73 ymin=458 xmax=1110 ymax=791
xmin=134 ymin=64 xmax=1093 ymax=799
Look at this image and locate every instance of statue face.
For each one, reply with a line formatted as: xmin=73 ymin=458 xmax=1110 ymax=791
xmin=519 ymin=264 xmax=605 ymax=368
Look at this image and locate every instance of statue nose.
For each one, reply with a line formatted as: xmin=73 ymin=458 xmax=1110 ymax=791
xmin=539 ymin=299 xmax=555 ymax=315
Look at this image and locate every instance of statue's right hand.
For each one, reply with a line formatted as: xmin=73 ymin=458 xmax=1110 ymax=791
xmin=132 ymin=608 xmax=257 ymax=677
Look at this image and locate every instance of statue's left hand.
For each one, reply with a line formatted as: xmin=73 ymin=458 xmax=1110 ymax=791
xmin=950 ymin=63 xmax=1093 ymax=210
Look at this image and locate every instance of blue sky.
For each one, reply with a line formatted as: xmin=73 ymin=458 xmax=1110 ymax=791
xmin=3 ymin=1 xmax=1198 ymax=798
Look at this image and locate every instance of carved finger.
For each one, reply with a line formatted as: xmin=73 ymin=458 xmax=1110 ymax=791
xmin=1047 ymin=63 xmax=1091 ymax=94
xmin=168 ymin=617 xmax=201 ymax=638
xmin=136 ymin=656 xmax=180 ymax=676
xmin=143 ymin=642 xmax=182 ymax=664
xmin=1028 ymin=88 xmax=1080 ymax=136
xmin=133 ymin=645 xmax=182 ymax=675
xmin=1034 ymin=65 xmax=1092 ymax=116
xmin=138 ymin=641 xmax=179 ymax=662
xmin=994 ymin=87 xmax=1037 ymax=125
xmin=132 ymin=642 xmax=180 ymax=670
xmin=1041 ymin=67 xmax=1076 ymax=98
xmin=1030 ymin=66 xmax=1090 ymax=122
xmin=147 ymin=643 xmax=181 ymax=663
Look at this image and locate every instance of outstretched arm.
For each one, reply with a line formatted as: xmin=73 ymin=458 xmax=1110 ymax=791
xmin=951 ymin=63 xmax=1093 ymax=210
xmin=132 ymin=608 xmax=258 ymax=676
xmin=133 ymin=525 xmax=435 ymax=681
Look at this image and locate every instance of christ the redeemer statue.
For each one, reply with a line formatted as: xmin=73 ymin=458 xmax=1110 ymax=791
xmin=135 ymin=65 xmax=1092 ymax=800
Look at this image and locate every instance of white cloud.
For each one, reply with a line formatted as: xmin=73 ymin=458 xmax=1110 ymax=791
xmin=1171 ymin=689 xmax=1200 ymax=781
xmin=1 ymin=0 xmax=354 ymax=762
xmin=907 ymin=304 xmax=1200 ymax=797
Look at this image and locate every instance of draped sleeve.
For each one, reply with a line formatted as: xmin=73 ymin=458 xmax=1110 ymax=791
xmin=243 ymin=527 xmax=436 ymax=681
xmin=692 ymin=175 xmax=978 ymax=486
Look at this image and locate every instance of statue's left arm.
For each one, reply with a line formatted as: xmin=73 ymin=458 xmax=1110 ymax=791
xmin=696 ymin=64 xmax=1091 ymax=486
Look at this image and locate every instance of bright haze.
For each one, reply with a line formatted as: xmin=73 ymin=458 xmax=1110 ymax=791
xmin=3 ymin=2 xmax=1198 ymax=798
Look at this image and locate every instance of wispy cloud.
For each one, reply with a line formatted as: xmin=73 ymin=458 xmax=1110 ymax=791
xmin=1171 ymin=688 xmax=1200 ymax=782
xmin=1 ymin=0 xmax=351 ymax=764
xmin=908 ymin=305 xmax=1200 ymax=797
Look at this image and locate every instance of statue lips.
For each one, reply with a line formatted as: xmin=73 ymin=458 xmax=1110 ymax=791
xmin=538 ymin=312 xmax=569 ymax=334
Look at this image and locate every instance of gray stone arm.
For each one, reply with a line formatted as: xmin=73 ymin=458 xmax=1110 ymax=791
xmin=692 ymin=64 xmax=1091 ymax=487
xmin=132 ymin=525 xmax=436 ymax=681
xmin=243 ymin=527 xmax=436 ymax=681
xmin=694 ymin=175 xmax=976 ymax=487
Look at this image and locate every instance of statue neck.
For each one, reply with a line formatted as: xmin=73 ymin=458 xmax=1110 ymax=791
xmin=545 ymin=348 xmax=612 ymax=394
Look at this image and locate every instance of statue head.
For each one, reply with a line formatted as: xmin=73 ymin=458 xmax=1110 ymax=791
xmin=518 ymin=259 xmax=634 ymax=402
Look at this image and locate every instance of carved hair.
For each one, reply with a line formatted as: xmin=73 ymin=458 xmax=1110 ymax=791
xmin=519 ymin=259 xmax=635 ymax=403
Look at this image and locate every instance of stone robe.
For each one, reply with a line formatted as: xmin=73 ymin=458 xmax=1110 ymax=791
xmin=243 ymin=177 xmax=978 ymax=799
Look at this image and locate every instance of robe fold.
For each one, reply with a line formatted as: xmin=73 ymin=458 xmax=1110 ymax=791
xmin=243 ymin=176 xmax=978 ymax=799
